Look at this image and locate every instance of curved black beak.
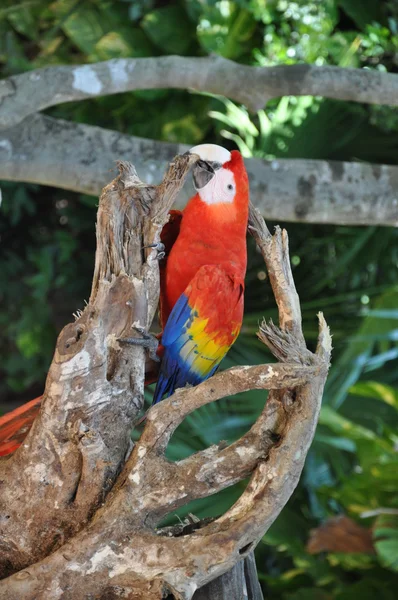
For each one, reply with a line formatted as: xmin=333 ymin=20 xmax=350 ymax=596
xmin=192 ymin=159 xmax=222 ymax=190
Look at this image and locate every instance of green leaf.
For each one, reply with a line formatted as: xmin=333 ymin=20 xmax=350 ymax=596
xmin=197 ymin=4 xmax=256 ymax=59
xmin=0 ymin=29 xmax=31 ymax=73
xmin=284 ymin=587 xmax=331 ymax=600
xmin=7 ymin=2 xmax=38 ymax=40
xmin=374 ymin=515 xmax=398 ymax=572
xmin=93 ymin=31 xmax=134 ymax=59
xmin=93 ymin=28 xmax=153 ymax=60
xmin=16 ymin=327 xmax=42 ymax=358
xmin=0 ymin=185 xmax=36 ymax=225
xmin=311 ymin=227 xmax=376 ymax=295
xmin=142 ymin=6 xmax=194 ymax=54
xmin=162 ymin=114 xmax=204 ymax=144
xmin=326 ymin=287 xmax=398 ymax=409
xmin=319 ymin=406 xmax=382 ymax=443
xmin=349 ymin=382 xmax=398 ymax=411
xmin=335 ymin=577 xmax=396 ymax=600
xmin=60 ymin=3 xmax=108 ymax=55
xmin=314 ymin=433 xmax=356 ymax=453
xmin=337 ymin=0 xmax=386 ymax=30
xmin=263 ymin=506 xmax=309 ymax=554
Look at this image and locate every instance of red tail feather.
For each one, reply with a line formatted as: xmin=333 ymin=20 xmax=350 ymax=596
xmin=0 ymin=396 xmax=42 ymax=457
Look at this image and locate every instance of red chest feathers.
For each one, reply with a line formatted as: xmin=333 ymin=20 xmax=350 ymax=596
xmin=163 ymin=206 xmax=247 ymax=321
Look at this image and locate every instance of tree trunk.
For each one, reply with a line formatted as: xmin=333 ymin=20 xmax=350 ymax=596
xmin=194 ymin=551 xmax=264 ymax=600
xmin=0 ymin=156 xmax=331 ymax=599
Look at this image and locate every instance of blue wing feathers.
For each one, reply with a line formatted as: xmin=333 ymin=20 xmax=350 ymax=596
xmin=152 ymin=294 xmax=222 ymax=405
xmin=161 ymin=294 xmax=191 ymax=346
xmin=153 ymin=266 xmax=242 ymax=406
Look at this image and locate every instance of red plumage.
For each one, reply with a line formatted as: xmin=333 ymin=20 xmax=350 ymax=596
xmin=0 ymin=149 xmax=249 ymax=452
xmin=153 ymin=149 xmax=249 ymax=403
xmin=161 ymin=150 xmax=249 ymax=325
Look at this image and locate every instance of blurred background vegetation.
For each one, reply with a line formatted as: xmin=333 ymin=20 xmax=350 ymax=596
xmin=0 ymin=0 xmax=397 ymax=597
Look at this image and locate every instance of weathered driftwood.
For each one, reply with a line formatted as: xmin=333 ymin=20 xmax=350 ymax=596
xmin=0 ymin=156 xmax=331 ymax=599
xmin=193 ymin=550 xmax=264 ymax=600
xmin=0 ymin=154 xmax=197 ymax=576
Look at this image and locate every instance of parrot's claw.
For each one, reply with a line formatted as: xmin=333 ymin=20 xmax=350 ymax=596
xmin=118 ymin=326 xmax=160 ymax=362
xmin=143 ymin=242 xmax=165 ymax=260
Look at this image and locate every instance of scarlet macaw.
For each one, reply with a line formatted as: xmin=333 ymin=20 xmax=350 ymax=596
xmin=0 ymin=144 xmax=249 ymax=454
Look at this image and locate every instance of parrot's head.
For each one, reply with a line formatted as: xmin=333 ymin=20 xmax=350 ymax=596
xmin=189 ymin=144 xmax=249 ymax=212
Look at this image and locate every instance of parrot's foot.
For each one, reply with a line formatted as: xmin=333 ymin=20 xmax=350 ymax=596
xmin=118 ymin=326 xmax=160 ymax=362
xmin=144 ymin=242 xmax=165 ymax=260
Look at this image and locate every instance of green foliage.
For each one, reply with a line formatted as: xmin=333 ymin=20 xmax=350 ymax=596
xmin=374 ymin=515 xmax=398 ymax=572
xmin=210 ymin=95 xmax=398 ymax=163
xmin=1 ymin=0 xmax=398 ymax=597
xmin=142 ymin=5 xmax=196 ymax=54
xmin=0 ymin=182 xmax=94 ymax=396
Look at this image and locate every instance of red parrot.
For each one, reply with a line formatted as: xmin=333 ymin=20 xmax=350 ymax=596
xmin=0 ymin=145 xmax=249 ymax=454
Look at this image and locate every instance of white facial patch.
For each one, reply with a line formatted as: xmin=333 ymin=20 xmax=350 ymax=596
xmin=198 ymin=167 xmax=236 ymax=205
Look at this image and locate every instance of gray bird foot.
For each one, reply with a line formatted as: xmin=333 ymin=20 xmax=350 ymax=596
xmin=118 ymin=325 xmax=160 ymax=362
xmin=143 ymin=242 xmax=165 ymax=260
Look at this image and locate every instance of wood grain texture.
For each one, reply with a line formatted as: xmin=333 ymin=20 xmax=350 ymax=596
xmin=193 ymin=551 xmax=264 ymax=600
xmin=0 ymin=156 xmax=331 ymax=599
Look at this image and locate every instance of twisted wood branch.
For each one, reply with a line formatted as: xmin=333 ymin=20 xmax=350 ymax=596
xmin=0 ymin=153 xmax=197 ymax=577
xmin=0 ymin=155 xmax=331 ymax=599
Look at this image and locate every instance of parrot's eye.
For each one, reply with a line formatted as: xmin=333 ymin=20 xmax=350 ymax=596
xmin=195 ymin=166 xmax=236 ymax=205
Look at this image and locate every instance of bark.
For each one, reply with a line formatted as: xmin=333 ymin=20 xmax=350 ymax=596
xmin=1 ymin=113 xmax=397 ymax=226
xmin=0 ymin=155 xmax=331 ymax=599
xmin=0 ymin=55 xmax=397 ymax=130
xmin=0 ymin=154 xmax=197 ymax=576
xmin=193 ymin=551 xmax=264 ymax=600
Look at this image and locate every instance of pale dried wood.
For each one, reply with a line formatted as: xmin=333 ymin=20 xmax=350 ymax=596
xmin=0 ymin=153 xmax=197 ymax=577
xmin=193 ymin=551 xmax=264 ymax=600
xmin=0 ymin=156 xmax=331 ymax=599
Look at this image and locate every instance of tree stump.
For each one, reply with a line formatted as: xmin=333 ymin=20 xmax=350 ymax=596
xmin=194 ymin=551 xmax=264 ymax=599
xmin=0 ymin=154 xmax=331 ymax=599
